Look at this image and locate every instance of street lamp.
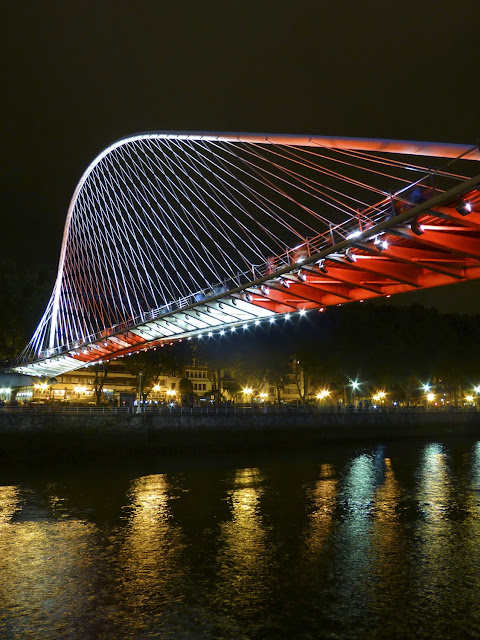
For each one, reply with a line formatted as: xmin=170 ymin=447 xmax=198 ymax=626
xmin=137 ymin=371 xmax=143 ymax=414
xmin=243 ymin=387 xmax=253 ymax=405
xmin=350 ymin=380 xmax=360 ymax=406
xmin=316 ymin=389 xmax=330 ymax=403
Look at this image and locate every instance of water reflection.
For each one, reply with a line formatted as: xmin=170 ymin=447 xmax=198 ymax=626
xmin=0 ymin=502 xmax=107 ymax=638
xmin=215 ymin=468 xmax=270 ymax=634
xmin=304 ymin=463 xmax=337 ymax=554
xmin=0 ymin=485 xmax=20 ymax=525
xmin=0 ymin=442 xmax=480 ymax=639
xmin=329 ymin=449 xmax=386 ymax=629
xmin=114 ymin=474 xmax=187 ymax=637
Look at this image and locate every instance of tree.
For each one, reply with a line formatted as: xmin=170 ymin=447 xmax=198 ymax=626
xmin=265 ymin=361 xmax=290 ymax=403
xmin=92 ymin=362 xmax=109 ymax=406
xmin=123 ymin=342 xmax=191 ymax=401
xmin=0 ymin=261 xmax=53 ymax=364
xmin=179 ymin=377 xmax=194 ymax=405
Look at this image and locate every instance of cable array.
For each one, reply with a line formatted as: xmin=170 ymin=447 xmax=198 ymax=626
xmin=19 ymin=133 xmax=472 ymax=361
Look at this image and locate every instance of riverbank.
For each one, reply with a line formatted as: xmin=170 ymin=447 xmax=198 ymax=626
xmin=1 ymin=408 xmax=480 ymax=461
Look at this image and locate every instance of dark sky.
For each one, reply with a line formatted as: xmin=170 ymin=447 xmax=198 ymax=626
xmin=2 ymin=0 xmax=479 ymax=312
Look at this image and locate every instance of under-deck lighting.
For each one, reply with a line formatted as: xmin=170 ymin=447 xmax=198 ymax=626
xmin=345 ymin=249 xmax=356 ymax=263
xmin=456 ymin=200 xmax=473 ymax=216
xmin=317 ymin=259 xmax=328 ymax=273
xmin=411 ymin=219 xmax=425 ymax=235
xmin=374 ymin=235 xmax=388 ymax=250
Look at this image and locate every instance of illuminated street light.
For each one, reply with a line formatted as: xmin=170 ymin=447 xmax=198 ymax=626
xmin=466 ymin=395 xmax=474 ymax=403
xmin=74 ymin=385 xmax=87 ymax=394
xmin=316 ymin=389 xmax=330 ymax=400
xmin=426 ymin=393 xmax=435 ymax=402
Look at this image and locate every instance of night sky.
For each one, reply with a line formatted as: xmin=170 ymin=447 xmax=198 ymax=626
xmin=2 ymin=0 xmax=479 ymax=312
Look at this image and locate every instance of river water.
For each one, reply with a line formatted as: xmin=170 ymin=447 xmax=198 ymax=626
xmin=1 ymin=438 xmax=480 ymax=639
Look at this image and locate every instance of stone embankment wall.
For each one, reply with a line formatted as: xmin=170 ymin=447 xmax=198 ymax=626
xmin=1 ymin=410 xmax=480 ymax=461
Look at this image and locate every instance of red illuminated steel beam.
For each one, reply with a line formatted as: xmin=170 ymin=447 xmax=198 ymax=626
xmin=389 ymin=227 xmax=480 ymax=260
xmin=430 ymin=206 xmax=480 ymax=231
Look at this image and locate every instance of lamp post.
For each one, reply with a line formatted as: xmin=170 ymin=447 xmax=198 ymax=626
xmin=474 ymin=385 xmax=480 ymax=410
xmin=137 ymin=371 xmax=143 ymax=414
xmin=243 ymin=387 xmax=253 ymax=407
xmin=426 ymin=392 xmax=435 ymax=410
xmin=350 ymin=380 xmax=360 ymax=407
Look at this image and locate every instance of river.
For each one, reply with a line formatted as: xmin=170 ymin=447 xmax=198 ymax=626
xmin=1 ymin=438 xmax=480 ymax=639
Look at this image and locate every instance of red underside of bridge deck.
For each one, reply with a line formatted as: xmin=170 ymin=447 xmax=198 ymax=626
xmin=68 ymin=189 xmax=480 ymax=367
xmin=248 ymin=189 xmax=480 ymax=310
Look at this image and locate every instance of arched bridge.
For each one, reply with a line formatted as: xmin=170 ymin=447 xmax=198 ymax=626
xmin=14 ymin=132 xmax=480 ymax=378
